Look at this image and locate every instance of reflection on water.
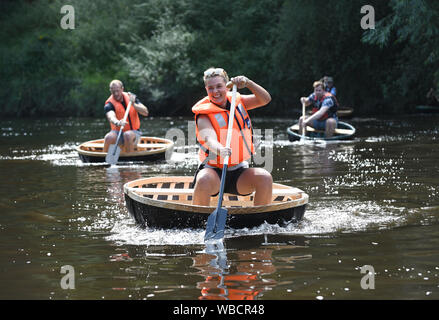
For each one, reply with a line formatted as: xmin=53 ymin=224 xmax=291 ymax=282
xmin=195 ymin=241 xmax=277 ymax=300
xmin=0 ymin=115 xmax=438 ymax=299
xmin=193 ymin=237 xmax=312 ymax=300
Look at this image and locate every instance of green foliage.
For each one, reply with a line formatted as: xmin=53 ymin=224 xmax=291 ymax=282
xmin=362 ymin=0 xmax=439 ymax=111
xmin=122 ymin=12 xmax=197 ymax=114
xmin=267 ymin=0 xmax=394 ymax=114
xmin=0 ymin=0 xmax=142 ymax=117
xmin=121 ymin=0 xmax=280 ymax=115
xmin=1 ymin=0 xmax=439 ymax=117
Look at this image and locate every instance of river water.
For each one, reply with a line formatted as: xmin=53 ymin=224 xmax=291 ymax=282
xmin=0 ymin=114 xmax=438 ymax=300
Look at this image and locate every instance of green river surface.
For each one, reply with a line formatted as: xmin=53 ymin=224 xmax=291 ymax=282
xmin=0 ymin=114 xmax=438 ymax=300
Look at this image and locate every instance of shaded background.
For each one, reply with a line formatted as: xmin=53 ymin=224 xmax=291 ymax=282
xmin=1 ymin=0 xmax=438 ymax=118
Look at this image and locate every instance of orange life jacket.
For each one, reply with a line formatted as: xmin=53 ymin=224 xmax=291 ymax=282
xmin=311 ymin=92 xmax=339 ymax=120
xmin=106 ymin=92 xmax=140 ymax=132
xmin=192 ymin=92 xmax=254 ymax=168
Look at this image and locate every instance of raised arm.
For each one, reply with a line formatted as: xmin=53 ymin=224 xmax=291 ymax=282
xmin=229 ymin=76 xmax=271 ymax=110
xmin=128 ymin=92 xmax=149 ymax=117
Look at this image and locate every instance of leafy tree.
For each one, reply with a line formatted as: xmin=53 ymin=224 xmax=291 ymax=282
xmin=362 ymin=0 xmax=439 ymax=110
xmin=1 ymin=0 xmax=438 ymax=117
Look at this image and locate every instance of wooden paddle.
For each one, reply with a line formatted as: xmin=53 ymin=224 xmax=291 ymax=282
xmin=204 ymin=83 xmax=238 ymax=241
xmin=300 ymin=100 xmax=306 ymax=141
xmin=105 ymin=100 xmax=132 ymax=165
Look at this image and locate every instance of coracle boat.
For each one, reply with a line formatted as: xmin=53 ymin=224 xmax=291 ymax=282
xmin=124 ymin=176 xmax=308 ymax=229
xmin=287 ymin=121 xmax=356 ymax=141
xmin=76 ymin=136 xmax=174 ymax=163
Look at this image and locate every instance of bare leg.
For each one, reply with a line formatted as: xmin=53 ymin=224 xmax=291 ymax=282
xmin=192 ymin=168 xmax=220 ymax=206
xmin=325 ymin=118 xmax=337 ymax=137
xmin=236 ymin=168 xmax=273 ymax=205
xmin=123 ymin=131 xmax=137 ymax=153
xmin=103 ymin=131 xmax=118 ymax=152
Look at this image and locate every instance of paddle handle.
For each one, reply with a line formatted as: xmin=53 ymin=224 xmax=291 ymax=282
xmin=119 ymin=100 xmax=133 ymax=131
xmin=222 ymin=84 xmax=237 ymax=166
xmin=115 ymin=100 xmax=133 ymax=144
xmin=216 ymin=84 xmax=237 ymax=208
xmin=301 ymin=101 xmax=306 ymax=136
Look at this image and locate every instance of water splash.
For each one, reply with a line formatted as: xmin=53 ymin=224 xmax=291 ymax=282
xmin=96 ymin=198 xmax=405 ymax=246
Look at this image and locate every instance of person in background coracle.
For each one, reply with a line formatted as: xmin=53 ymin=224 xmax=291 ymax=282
xmin=299 ymin=80 xmax=339 ymax=138
xmin=103 ymin=80 xmax=149 ymax=153
xmin=323 ymin=76 xmax=337 ymax=96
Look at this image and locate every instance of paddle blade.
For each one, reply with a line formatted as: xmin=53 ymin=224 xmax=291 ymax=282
xmin=105 ymin=144 xmax=121 ymax=165
xmin=204 ymin=207 xmax=228 ymax=241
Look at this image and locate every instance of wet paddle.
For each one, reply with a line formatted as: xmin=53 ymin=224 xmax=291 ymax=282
xmin=204 ymin=83 xmax=238 ymax=241
xmin=105 ymin=100 xmax=132 ymax=165
xmin=300 ymin=100 xmax=306 ymax=141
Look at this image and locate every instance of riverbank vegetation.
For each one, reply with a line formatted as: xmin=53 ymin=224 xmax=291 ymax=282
xmin=1 ymin=0 xmax=438 ymax=117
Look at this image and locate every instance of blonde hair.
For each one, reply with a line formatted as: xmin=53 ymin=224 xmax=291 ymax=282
xmin=203 ymin=67 xmax=229 ymax=85
xmin=109 ymin=79 xmax=124 ymax=89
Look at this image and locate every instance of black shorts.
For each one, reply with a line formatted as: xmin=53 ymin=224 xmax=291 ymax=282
xmin=192 ymin=164 xmax=251 ymax=196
